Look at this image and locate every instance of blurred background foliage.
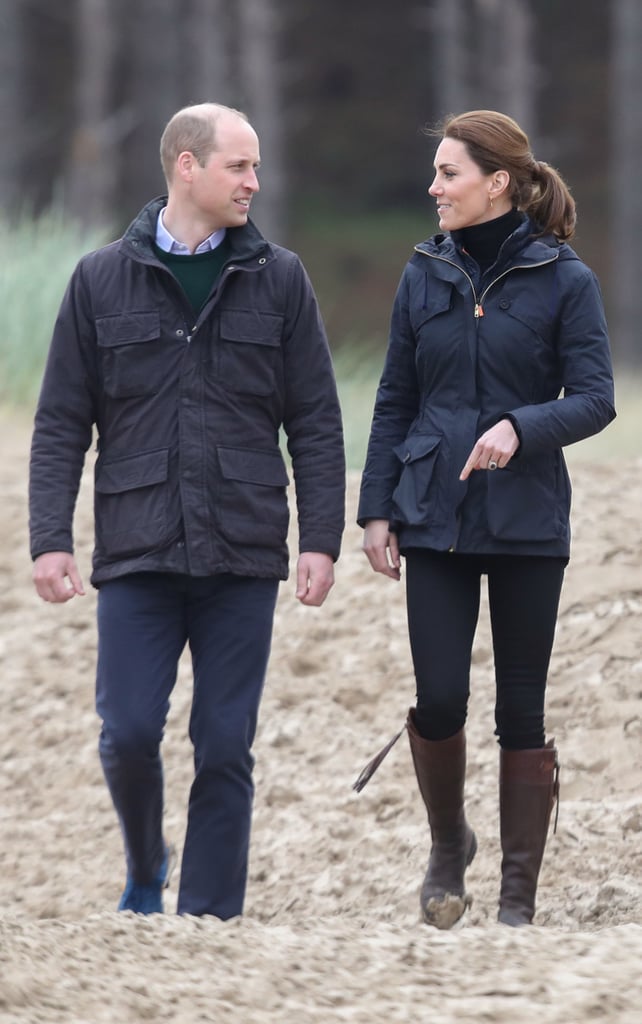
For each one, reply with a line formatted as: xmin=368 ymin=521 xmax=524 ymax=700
xmin=0 ymin=0 xmax=640 ymax=462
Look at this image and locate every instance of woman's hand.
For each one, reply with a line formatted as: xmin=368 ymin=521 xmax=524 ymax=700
xmin=362 ymin=519 xmax=401 ymax=580
xmin=460 ymin=418 xmax=520 ymax=480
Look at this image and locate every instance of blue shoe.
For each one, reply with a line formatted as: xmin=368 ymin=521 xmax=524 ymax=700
xmin=117 ymin=843 xmax=177 ymax=914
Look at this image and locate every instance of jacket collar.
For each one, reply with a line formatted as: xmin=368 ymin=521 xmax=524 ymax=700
xmin=122 ymin=195 xmax=271 ymax=264
xmin=415 ymin=215 xmax=562 ymax=270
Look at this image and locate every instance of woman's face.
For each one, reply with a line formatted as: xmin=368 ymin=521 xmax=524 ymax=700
xmin=428 ymin=137 xmax=507 ymax=231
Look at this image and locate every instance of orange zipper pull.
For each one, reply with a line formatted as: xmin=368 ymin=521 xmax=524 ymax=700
xmin=474 ymin=302 xmax=484 ymax=318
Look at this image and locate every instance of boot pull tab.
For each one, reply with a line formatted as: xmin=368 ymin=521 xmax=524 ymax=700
xmin=352 ymin=724 xmax=407 ymax=793
xmin=552 ymin=756 xmax=560 ymax=834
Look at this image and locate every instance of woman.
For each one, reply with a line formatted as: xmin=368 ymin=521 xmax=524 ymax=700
xmin=357 ymin=110 xmax=615 ymax=928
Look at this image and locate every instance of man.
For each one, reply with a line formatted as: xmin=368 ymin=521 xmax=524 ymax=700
xmin=29 ymin=103 xmax=345 ymax=919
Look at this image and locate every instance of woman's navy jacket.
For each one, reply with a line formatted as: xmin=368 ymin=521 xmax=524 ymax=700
xmin=358 ymin=217 xmax=616 ymax=557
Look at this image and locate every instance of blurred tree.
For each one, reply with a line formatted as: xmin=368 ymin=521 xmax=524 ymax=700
xmin=429 ymin=0 xmax=468 ymax=119
xmin=0 ymin=0 xmax=632 ymax=363
xmin=425 ymin=0 xmax=538 ymax=146
xmin=0 ymin=0 xmax=23 ymax=213
xmin=183 ymin=0 xmax=234 ymax=106
xmin=0 ymin=1 xmax=74 ymax=216
xmin=476 ymin=0 xmax=537 ymax=136
xmin=238 ymin=0 xmax=286 ymax=243
xmin=65 ymin=0 xmax=120 ymax=226
xmin=532 ymin=0 xmax=611 ymax=344
xmin=117 ymin=0 xmax=182 ymax=216
xmin=610 ymin=0 xmax=642 ymax=367
xmin=282 ymin=0 xmax=433 ymax=211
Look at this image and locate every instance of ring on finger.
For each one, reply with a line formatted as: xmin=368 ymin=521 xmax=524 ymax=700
xmin=488 ymin=459 xmax=498 ymax=471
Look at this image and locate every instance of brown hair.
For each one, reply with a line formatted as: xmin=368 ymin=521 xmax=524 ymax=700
xmin=427 ymin=110 xmax=576 ymax=241
xmin=159 ymin=103 xmax=249 ymax=185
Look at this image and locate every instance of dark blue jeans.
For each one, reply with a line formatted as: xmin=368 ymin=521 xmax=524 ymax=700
xmin=96 ymin=571 xmax=279 ymax=919
xmin=405 ymin=550 xmax=566 ymax=749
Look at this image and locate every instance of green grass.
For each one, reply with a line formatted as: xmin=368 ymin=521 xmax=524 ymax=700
xmin=289 ymin=205 xmax=425 ymax=352
xmin=336 ymin=355 xmax=637 ymax=471
xmin=1 ymin=211 xmax=636 ymax=470
xmin=565 ymin=373 xmax=640 ymax=465
xmin=0 ymin=209 xmax=111 ymax=405
xmin=332 ymin=342 xmax=383 ymax=469
xmin=329 ymin=331 xmax=637 ymax=473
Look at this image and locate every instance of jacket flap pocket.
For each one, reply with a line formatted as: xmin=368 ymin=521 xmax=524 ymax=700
xmin=220 ymin=309 xmax=283 ymax=347
xmin=393 ymin=434 xmax=441 ymax=465
xmin=96 ymin=448 xmax=169 ymax=494
xmin=217 ymin=446 xmax=290 ymax=486
xmin=425 ymin=280 xmax=453 ymax=317
xmin=410 ymin=279 xmax=453 ymax=331
xmin=96 ymin=311 xmax=161 ymax=347
xmin=497 ymin=293 xmax=551 ymax=337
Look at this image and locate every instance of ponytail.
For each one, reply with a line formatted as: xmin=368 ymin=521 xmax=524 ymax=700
xmin=433 ymin=110 xmax=578 ymax=242
xmin=526 ymin=160 xmax=576 ymax=241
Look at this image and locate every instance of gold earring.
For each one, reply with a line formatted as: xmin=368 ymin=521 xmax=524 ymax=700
xmin=489 ymin=194 xmax=494 ymax=209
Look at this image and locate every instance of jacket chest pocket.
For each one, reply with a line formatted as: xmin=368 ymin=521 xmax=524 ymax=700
xmin=409 ymin=279 xmax=460 ymax=372
xmin=491 ymin=286 xmax=556 ymax=355
xmin=96 ymin=311 xmax=166 ymax=399
xmin=409 ymin=278 xmax=454 ymax=336
xmin=218 ymin=309 xmax=283 ymax=396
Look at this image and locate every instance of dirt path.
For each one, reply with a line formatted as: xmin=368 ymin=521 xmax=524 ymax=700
xmin=1 ymin=413 xmax=640 ymax=1022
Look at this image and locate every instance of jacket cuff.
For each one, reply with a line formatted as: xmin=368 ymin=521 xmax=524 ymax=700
xmin=503 ymin=413 xmax=523 ymax=456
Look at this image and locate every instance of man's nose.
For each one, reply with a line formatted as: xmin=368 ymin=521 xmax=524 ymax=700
xmin=245 ymin=169 xmax=260 ymax=192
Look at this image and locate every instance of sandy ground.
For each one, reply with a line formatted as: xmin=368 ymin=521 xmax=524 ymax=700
xmin=0 ymin=411 xmax=640 ymax=1023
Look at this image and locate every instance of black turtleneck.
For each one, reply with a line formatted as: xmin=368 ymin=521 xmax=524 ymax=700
xmin=454 ymin=208 xmax=525 ymax=274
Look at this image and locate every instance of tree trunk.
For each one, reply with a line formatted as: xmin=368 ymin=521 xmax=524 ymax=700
xmin=237 ymin=0 xmax=287 ymax=243
xmin=182 ymin=0 xmax=233 ymax=107
xmin=65 ymin=0 xmax=118 ymax=226
xmin=610 ymin=0 xmax=642 ymax=367
xmin=497 ymin=0 xmax=537 ymax=137
xmin=0 ymin=0 xmax=23 ymax=214
xmin=430 ymin=0 xmax=468 ymax=118
xmin=119 ymin=0 xmax=182 ymax=219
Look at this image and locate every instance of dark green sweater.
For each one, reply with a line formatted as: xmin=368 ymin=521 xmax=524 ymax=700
xmin=153 ymin=237 xmax=231 ymax=313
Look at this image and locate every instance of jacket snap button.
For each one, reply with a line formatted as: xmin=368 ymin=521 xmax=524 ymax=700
xmin=258 ymin=257 xmax=267 ymax=265
xmin=499 ymin=299 xmax=510 ymax=310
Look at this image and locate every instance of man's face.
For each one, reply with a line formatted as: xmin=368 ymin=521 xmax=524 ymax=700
xmin=190 ymin=114 xmax=261 ymax=228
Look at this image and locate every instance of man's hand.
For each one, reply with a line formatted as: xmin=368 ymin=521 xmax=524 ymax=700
xmin=295 ymin=552 xmax=335 ymax=606
xmin=362 ymin=519 xmax=401 ymax=580
xmin=32 ymin=551 xmax=85 ymax=603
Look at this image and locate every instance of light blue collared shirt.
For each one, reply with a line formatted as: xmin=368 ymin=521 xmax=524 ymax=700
xmin=155 ymin=209 xmax=227 ymax=254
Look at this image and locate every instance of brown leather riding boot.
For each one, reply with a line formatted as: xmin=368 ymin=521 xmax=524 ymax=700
xmin=498 ymin=741 xmax=560 ymax=927
xmin=407 ymin=709 xmax=477 ymax=929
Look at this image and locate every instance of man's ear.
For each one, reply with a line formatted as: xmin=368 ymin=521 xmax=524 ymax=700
xmin=176 ymin=151 xmax=195 ymax=182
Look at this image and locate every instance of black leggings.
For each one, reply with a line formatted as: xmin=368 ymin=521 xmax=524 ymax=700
xmin=405 ymin=549 xmax=567 ymax=750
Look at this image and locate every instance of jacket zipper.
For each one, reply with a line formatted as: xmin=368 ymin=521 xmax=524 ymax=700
xmin=413 ymin=246 xmax=559 ymax=553
xmin=414 ymin=249 xmax=558 ymax=319
xmin=187 ymin=259 xmax=254 ymax=341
